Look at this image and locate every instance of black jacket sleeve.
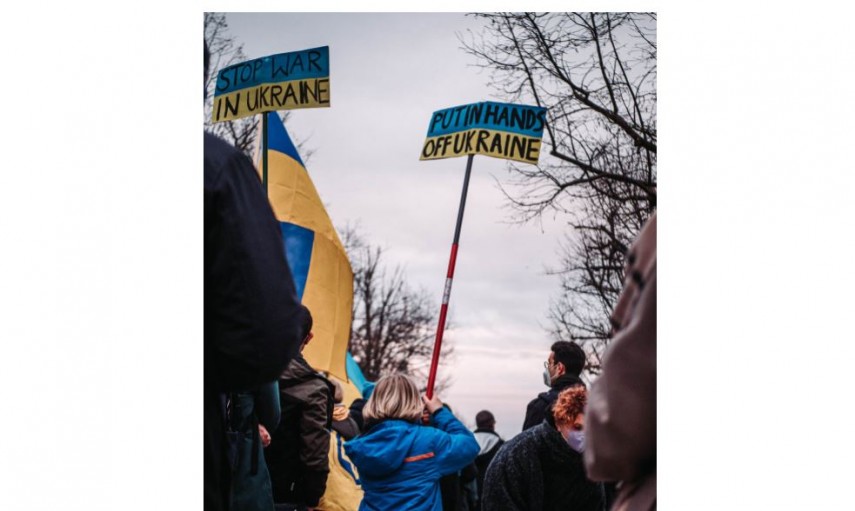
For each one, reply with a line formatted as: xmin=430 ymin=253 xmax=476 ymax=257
xmin=332 ymin=416 xmax=360 ymax=440
xmin=521 ymin=395 xmax=546 ymax=431
xmin=348 ymin=398 xmax=367 ymax=431
xmin=204 ymin=133 xmax=305 ymax=393
xmin=294 ymin=379 xmax=332 ymax=506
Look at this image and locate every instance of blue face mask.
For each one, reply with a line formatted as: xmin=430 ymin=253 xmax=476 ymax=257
xmin=566 ymin=429 xmax=585 ymax=453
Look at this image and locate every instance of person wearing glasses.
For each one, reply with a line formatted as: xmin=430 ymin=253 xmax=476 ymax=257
xmin=481 ymin=386 xmax=605 ymax=511
xmin=522 ymin=341 xmax=587 ymax=431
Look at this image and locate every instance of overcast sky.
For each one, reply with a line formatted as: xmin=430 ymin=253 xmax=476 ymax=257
xmin=224 ymin=12 xmax=569 ymax=438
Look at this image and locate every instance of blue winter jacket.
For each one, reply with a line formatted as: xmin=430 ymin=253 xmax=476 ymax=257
xmin=344 ymin=408 xmax=480 ymax=511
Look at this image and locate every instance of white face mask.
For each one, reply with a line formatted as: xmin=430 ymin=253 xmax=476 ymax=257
xmin=543 ymin=368 xmax=552 ymax=387
xmin=566 ymin=429 xmax=585 ymax=453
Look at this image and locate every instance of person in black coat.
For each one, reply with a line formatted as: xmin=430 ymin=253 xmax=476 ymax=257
xmin=266 ymin=310 xmax=334 ymax=511
xmin=439 ymin=404 xmax=479 ymax=511
xmin=204 ymin=41 xmax=306 ymax=511
xmin=521 ymin=341 xmax=586 ymax=431
xmin=472 ymin=410 xmax=504 ymax=508
xmin=483 ymin=387 xmax=605 ymax=511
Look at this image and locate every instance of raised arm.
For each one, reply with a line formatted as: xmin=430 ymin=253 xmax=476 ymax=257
xmin=426 ymin=405 xmax=479 ymax=476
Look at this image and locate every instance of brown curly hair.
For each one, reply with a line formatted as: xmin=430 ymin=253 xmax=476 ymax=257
xmin=551 ymin=385 xmax=587 ymax=425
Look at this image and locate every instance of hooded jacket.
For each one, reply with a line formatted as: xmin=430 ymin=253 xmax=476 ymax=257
xmin=344 ymin=407 xmax=479 ymax=511
xmin=522 ymin=373 xmax=585 ymax=431
xmin=265 ymin=355 xmax=334 ymax=507
xmin=473 ymin=429 xmax=504 ymax=505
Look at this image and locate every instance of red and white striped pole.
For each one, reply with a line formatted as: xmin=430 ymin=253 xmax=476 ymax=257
xmin=426 ymin=154 xmax=475 ymax=399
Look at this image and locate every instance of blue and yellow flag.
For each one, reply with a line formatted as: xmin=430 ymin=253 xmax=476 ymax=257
xmin=320 ymin=356 xmax=371 ymax=510
xmin=261 ymin=112 xmax=353 ymax=380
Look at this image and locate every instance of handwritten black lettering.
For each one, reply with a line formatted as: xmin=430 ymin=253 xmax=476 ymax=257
xmin=496 ymin=106 xmax=509 ymax=126
xmin=510 ymin=135 xmax=526 ymax=159
xmin=239 ymin=63 xmax=253 ymax=82
xmin=465 ymin=131 xmax=476 ymax=152
xmin=316 ymin=79 xmax=330 ymax=105
xmin=510 ymin=108 xmax=525 ymax=130
xmin=484 ymin=104 xmax=499 ymax=125
xmin=270 ymin=85 xmax=284 ymax=107
xmin=453 ymin=132 xmax=467 ymax=153
xmin=422 ymin=139 xmax=437 ymax=158
xmin=224 ymin=93 xmax=240 ymax=118
xmin=476 ymin=130 xmax=490 ymax=153
xmin=290 ymin=54 xmax=304 ymax=74
xmin=430 ymin=112 xmax=444 ymax=134
xmin=308 ymin=50 xmax=322 ymax=71
xmin=489 ymin=132 xmax=503 ymax=153
xmin=535 ymin=110 xmax=546 ymax=131
xmin=526 ymin=139 xmax=540 ymax=162
xmin=283 ymin=83 xmax=297 ymax=104
xmin=271 ymin=55 xmax=290 ymax=79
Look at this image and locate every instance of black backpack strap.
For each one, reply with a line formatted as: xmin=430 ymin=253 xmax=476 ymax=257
xmin=224 ymin=393 xmax=240 ymax=471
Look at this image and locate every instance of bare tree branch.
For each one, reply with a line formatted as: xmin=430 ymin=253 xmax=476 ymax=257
xmin=462 ymin=12 xmax=656 ymax=376
xmin=342 ymin=226 xmax=454 ymax=393
xmin=204 ymin=13 xmax=314 ymax=161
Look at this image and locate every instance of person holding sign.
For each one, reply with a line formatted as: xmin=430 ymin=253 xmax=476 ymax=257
xmin=344 ymin=375 xmax=479 ymax=511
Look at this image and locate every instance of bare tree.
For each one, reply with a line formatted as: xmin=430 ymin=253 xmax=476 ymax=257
xmin=342 ymin=226 xmax=453 ymax=392
xmin=204 ymin=13 xmax=314 ymax=162
xmin=204 ymin=13 xmax=259 ymax=157
xmin=462 ymin=13 xmax=656 ymax=375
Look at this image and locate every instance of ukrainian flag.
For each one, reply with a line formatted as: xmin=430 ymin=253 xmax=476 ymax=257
xmin=261 ymin=111 xmax=353 ymax=381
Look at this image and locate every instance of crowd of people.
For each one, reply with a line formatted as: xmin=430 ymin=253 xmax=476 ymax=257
xmin=205 ymin=41 xmax=656 ymax=511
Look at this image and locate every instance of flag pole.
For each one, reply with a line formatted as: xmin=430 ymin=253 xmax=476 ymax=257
xmin=426 ymin=154 xmax=475 ymax=399
xmin=262 ymin=112 xmax=269 ymax=192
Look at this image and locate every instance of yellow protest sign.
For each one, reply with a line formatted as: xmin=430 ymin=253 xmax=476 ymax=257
xmin=212 ymin=46 xmax=330 ymax=123
xmin=419 ymin=101 xmax=547 ymax=165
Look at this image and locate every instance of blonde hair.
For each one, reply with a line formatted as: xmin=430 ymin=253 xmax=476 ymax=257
xmin=363 ymin=374 xmax=423 ymax=423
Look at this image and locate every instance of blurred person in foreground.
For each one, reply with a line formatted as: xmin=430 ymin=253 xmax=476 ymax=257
xmin=584 ymin=212 xmax=657 ymax=511
xmin=482 ymin=387 xmax=605 ymax=511
xmin=344 ymin=375 xmax=479 ymax=511
xmin=204 ymin=40 xmax=306 ymax=511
